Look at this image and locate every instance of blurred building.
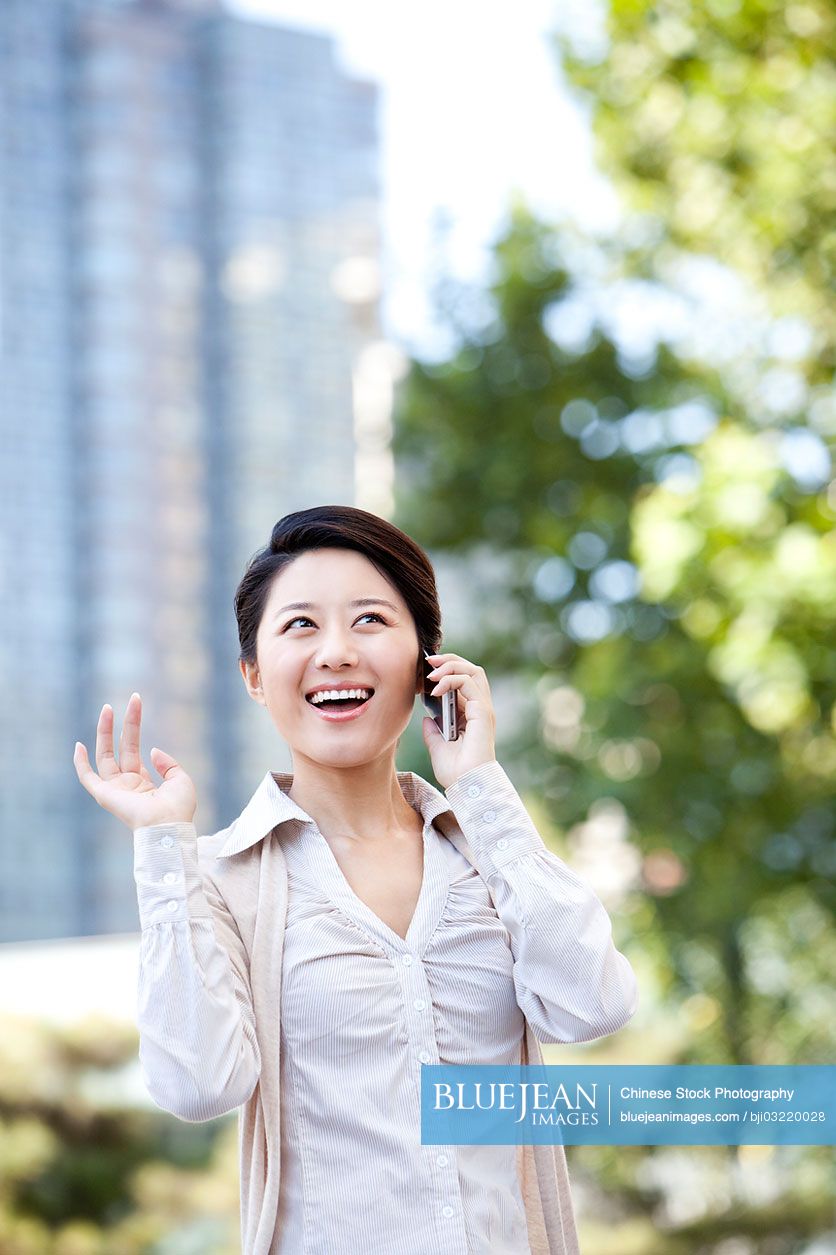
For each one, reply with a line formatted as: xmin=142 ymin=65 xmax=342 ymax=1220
xmin=0 ymin=0 xmax=381 ymax=940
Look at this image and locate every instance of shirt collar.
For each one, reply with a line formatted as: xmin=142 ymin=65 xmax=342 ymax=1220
xmin=216 ymin=768 xmax=456 ymax=858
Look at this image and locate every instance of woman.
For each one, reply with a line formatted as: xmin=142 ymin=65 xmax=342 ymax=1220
xmin=73 ymin=504 xmax=638 ymax=1254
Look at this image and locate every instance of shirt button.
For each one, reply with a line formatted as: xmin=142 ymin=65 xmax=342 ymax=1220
xmin=166 ymin=900 xmax=178 ymax=913
xmin=442 ymin=1205 xmax=454 ymax=1218
xmin=419 ymin=1050 xmax=432 ymax=1063
xmin=162 ymin=871 xmax=178 ymax=884
xmin=402 ymin=954 xmax=413 ymax=966
xmin=496 ymin=837 xmax=508 ymax=850
xmin=436 ymin=1153 xmax=448 ymax=1166
xmin=413 ymin=998 xmax=427 ymax=1011
xmin=483 ymin=809 xmax=497 ymax=823
xmin=467 ymin=784 xmax=481 ymax=798
xmin=159 ymin=835 xmax=174 ymax=849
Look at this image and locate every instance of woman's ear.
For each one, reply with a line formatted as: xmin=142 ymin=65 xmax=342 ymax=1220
xmin=240 ymin=658 xmax=264 ymax=702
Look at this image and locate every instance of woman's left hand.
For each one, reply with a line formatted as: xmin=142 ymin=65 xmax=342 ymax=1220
xmin=421 ymin=652 xmax=497 ymax=790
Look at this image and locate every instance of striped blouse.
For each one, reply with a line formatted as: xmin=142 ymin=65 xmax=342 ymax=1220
xmin=132 ymin=758 xmax=638 ymax=1254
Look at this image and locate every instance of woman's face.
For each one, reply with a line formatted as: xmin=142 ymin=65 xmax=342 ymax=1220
xmin=242 ymin=547 xmax=423 ymax=769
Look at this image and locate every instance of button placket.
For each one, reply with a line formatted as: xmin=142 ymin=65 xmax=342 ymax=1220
xmin=398 ymin=940 xmax=460 ymax=1239
xmin=398 ymin=952 xmax=439 ymax=1073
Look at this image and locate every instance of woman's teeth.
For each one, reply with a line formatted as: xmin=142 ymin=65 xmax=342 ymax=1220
xmin=308 ymin=688 xmax=372 ymax=706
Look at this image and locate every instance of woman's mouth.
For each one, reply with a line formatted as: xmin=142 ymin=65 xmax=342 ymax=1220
xmin=304 ymin=691 xmax=375 ymax=722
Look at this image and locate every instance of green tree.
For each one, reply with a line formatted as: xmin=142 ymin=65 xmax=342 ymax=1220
xmin=559 ymin=0 xmax=836 ymax=385
xmin=392 ymin=7 xmax=836 ymax=1244
xmin=0 ymin=1014 xmax=238 ymax=1253
xmin=395 ymin=205 xmax=835 ymax=1069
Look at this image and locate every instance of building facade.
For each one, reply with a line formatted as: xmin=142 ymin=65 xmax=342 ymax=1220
xmin=0 ymin=0 xmax=381 ymax=940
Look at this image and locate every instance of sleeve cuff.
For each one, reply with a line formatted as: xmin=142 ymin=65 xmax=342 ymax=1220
xmin=133 ymin=821 xmax=213 ymax=929
xmin=444 ymin=760 xmax=550 ymax=879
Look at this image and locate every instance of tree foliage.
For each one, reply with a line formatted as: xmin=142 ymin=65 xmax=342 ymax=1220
xmin=394 ymin=205 xmax=835 ymax=1069
xmin=393 ymin=3 xmax=836 ymax=1244
xmin=0 ymin=1015 xmax=238 ymax=1253
xmin=560 ymin=0 xmax=836 ymax=383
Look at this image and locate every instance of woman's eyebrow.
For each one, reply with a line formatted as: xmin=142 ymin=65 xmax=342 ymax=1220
xmin=274 ymin=597 xmax=399 ymax=620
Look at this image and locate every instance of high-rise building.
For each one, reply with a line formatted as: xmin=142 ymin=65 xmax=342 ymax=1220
xmin=0 ymin=0 xmax=381 ymax=941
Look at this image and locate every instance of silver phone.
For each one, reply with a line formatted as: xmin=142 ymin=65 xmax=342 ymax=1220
xmin=421 ymin=649 xmax=459 ymax=740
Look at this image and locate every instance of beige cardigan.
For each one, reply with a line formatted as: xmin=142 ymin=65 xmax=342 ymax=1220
xmin=135 ymin=765 xmax=618 ymax=1253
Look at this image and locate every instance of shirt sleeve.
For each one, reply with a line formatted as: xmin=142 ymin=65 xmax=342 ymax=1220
xmin=132 ymin=820 xmax=261 ymax=1122
xmin=444 ymin=760 xmax=639 ymax=1045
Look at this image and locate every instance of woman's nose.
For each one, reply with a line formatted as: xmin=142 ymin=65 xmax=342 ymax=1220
xmin=314 ymin=633 xmax=359 ymax=666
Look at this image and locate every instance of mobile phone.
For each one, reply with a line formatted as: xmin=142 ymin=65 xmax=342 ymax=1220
xmin=421 ymin=649 xmax=459 ymax=741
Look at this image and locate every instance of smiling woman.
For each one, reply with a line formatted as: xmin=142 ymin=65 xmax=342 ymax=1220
xmin=234 ymin=508 xmax=443 ymax=826
xmin=75 ymin=503 xmax=638 ymax=1255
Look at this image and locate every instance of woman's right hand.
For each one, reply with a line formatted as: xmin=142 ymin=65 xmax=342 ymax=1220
xmin=73 ymin=693 xmax=197 ymax=832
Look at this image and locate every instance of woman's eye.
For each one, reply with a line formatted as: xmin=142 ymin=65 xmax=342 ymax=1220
xmin=283 ymin=612 xmax=386 ymax=631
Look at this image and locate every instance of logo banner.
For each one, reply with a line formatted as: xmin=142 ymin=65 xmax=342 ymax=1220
xmin=420 ymin=1065 xmax=836 ymax=1146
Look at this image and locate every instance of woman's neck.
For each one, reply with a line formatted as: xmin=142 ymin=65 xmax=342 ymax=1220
xmin=286 ymin=759 xmax=420 ymax=843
